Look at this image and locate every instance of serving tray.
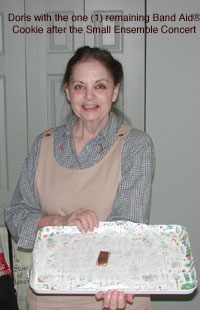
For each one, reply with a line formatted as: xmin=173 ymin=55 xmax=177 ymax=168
xmin=30 ymin=222 xmax=198 ymax=295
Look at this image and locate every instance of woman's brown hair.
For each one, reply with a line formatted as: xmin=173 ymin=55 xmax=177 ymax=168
xmin=62 ymin=46 xmax=123 ymax=87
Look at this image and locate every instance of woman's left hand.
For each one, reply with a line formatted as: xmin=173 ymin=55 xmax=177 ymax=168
xmin=96 ymin=290 xmax=133 ymax=309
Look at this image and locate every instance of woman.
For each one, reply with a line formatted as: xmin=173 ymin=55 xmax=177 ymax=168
xmin=5 ymin=46 xmax=155 ymax=310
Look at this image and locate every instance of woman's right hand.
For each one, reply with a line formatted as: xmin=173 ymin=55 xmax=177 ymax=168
xmin=96 ymin=290 xmax=134 ymax=309
xmin=37 ymin=208 xmax=99 ymax=233
xmin=64 ymin=208 xmax=99 ymax=232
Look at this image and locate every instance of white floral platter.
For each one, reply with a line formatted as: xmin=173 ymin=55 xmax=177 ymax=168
xmin=30 ymin=222 xmax=198 ymax=295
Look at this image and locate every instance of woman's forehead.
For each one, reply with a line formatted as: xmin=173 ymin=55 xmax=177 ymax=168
xmin=71 ymin=60 xmax=113 ymax=81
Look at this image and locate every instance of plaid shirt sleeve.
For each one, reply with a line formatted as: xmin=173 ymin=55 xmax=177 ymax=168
xmin=5 ymin=134 xmax=44 ymax=249
xmin=107 ymin=129 xmax=155 ymax=224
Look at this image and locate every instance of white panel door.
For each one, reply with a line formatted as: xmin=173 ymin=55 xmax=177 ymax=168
xmin=25 ymin=0 xmax=84 ymax=149
xmin=26 ymin=0 xmax=145 ymax=150
xmin=85 ymin=0 xmax=145 ymax=129
xmin=0 ymin=0 xmax=27 ymax=224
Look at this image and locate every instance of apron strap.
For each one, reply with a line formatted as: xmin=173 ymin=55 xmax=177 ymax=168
xmin=116 ymin=124 xmax=132 ymax=140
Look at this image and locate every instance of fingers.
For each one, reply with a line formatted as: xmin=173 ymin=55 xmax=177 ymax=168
xmin=89 ymin=210 xmax=99 ymax=228
xmin=103 ymin=290 xmax=112 ymax=308
xmin=126 ymin=294 xmax=134 ymax=304
xmin=66 ymin=208 xmax=99 ymax=232
xmin=78 ymin=209 xmax=98 ymax=232
xmin=80 ymin=212 xmax=96 ymax=232
xmin=95 ymin=291 xmax=104 ymax=301
xmin=73 ymin=219 xmax=84 ymax=232
xmin=107 ymin=290 xmax=119 ymax=309
xmin=96 ymin=291 xmax=133 ymax=310
xmin=102 ymin=290 xmax=126 ymax=310
xmin=118 ymin=292 xmax=126 ymax=309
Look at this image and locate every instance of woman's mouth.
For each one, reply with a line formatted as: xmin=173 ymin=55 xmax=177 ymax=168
xmin=82 ymin=104 xmax=99 ymax=111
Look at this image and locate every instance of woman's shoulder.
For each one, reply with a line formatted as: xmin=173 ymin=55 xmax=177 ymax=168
xmin=124 ymin=126 xmax=154 ymax=153
xmin=121 ymin=127 xmax=155 ymax=171
xmin=36 ymin=123 xmax=67 ymax=141
xmin=30 ymin=123 xmax=66 ymax=155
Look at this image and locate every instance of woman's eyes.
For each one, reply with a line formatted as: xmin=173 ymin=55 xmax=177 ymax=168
xmin=74 ymin=85 xmax=85 ymax=90
xmin=96 ymin=84 xmax=106 ymax=89
xmin=74 ymin=84 xmax=106 ymax=90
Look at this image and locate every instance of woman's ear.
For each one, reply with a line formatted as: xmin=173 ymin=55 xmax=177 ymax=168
xmin=112 ymin=83 xmax=120 ymax=103
xmin=64 ymin=83 xmax=71 ymax=102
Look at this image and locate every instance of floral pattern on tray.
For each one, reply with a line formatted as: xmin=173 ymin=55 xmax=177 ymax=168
xmin=30 ymin=222 xmax=198 ymax=295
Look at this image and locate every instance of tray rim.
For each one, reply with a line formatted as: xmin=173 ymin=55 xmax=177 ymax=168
xmin=31 ymin=287 xmax=197 ymax=295
xmin=30 ymin=221 xmax=198 ymax=295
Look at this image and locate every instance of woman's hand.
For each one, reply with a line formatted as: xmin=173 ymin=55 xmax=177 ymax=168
xmin=64 ymin=208 xmax=99 ymax=232
xmin=96 ymin=290 xmax=133 ymax=310
xmin=37 ymin=208 xmax=98 ymax=232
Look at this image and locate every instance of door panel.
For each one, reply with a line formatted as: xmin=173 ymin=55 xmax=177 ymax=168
xmin=0 ymin=0 xmax=27 ymax=223
xmin=25 ymin=0 xmax=84 ymax=149
xmin=85 ymin=0 xmax=145 ymax=129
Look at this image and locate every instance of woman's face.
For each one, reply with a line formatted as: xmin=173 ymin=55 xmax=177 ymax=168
xmin=65 ymin=60 xmax=120 ymax=126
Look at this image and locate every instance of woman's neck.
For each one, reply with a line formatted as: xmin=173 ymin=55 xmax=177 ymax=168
xmin=72 ymin=115 xmax=110 ymax=156
xmin=73 ymin=115 xmax=109 ymax=142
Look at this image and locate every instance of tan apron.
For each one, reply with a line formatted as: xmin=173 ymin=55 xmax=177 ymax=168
xmin=27 ymin=125 xmax=152 ymax=310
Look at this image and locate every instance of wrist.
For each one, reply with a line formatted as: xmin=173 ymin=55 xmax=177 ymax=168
xmin=37 ymin=215 xmax=61 ymax=230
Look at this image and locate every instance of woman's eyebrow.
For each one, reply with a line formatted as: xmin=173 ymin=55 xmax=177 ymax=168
xmin=95 ymin=79 xmax=109 ymax=83
xmin=71 ymin=79 xmax=110 ymax=84
xmin=71 ymin=80 xmax=84 ymax=84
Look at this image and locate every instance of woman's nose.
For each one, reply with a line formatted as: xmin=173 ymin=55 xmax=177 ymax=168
xmin=85 ymin=87 xmax=95 ymax=100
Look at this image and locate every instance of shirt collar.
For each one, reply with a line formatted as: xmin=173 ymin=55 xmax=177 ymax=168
xmin=60 ymin=111 xmax=122 ymax=145
xmin=63 ymin=113 xmax=78 ymax=137
xmin=100 ymin=111 xmax=122 ymax=145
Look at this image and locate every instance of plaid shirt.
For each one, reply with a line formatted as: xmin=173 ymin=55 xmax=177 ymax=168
xmin=5 ymin=112 xmax=155 ymax=249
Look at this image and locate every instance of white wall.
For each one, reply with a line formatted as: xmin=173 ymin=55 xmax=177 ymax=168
xmin=146 ymin=0 xmax=200 ymax=309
